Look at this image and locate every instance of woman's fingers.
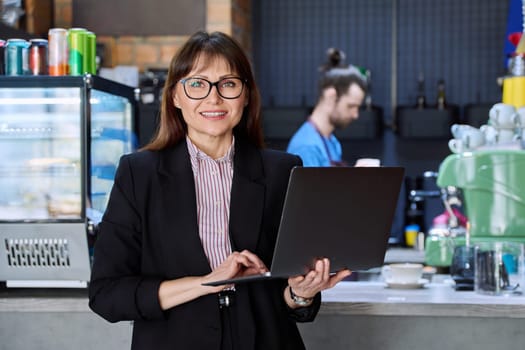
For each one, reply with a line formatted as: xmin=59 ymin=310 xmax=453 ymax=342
xmin=288 ymin=258 xmax=352 ymax=297
xmin=236 ymin=250 xmax=268 ymax=272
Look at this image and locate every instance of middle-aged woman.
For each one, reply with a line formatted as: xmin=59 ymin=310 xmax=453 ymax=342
xmin=88 ymin=31 xmax=351 ymax=350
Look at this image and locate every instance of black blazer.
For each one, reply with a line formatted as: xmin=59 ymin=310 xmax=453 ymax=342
xmin=88 ymin=138 xmax=321 ymax=350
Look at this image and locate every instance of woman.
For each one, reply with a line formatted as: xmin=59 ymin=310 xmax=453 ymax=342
xmin=88 ymin=31 xmax=351 ymax=350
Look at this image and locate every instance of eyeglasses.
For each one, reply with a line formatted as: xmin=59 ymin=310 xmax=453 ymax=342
xmin=179 ymin=77 xmax=247 ymax=100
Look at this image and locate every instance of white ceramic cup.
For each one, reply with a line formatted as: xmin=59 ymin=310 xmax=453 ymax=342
xmin=489 ymin=103 xmax=517 ymax=129
xmin=480 ymin=124 xmax=498 ymax=145
xmin=461 ymin=128 xmax=485 ymax=149
xmin=448 ymin=124 xmax=485 ymax=153
xmin=355 ymin=158 xmax=380 ymax=167
xmin=451 ymin=124 xmax=479 ymax=139
xmin=382 ymin=263 xmax=423 ymax=284
xmin=450 ymin=123 xmax=462 ymax=139
xmin=498 ymin=129 xmax=518 ymax=143
xmin=448 ymin=138 xmax=464 ymax=153
xmin=514 ymin=106 xmax=525 ymax=127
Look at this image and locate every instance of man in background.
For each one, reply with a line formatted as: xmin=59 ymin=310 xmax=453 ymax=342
xmin=286 ymin=48 xmax=367 ymax=167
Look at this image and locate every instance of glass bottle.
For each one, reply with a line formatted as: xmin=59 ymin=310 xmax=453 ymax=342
xmin=364 ymin=69 xmax=373 ymax=110
xmin=436 ymin=79 xmax=446 ymax=110
xmin=416 ymin=72 xmax=426 ymax=109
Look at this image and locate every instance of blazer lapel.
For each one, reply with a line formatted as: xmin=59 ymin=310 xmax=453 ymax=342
xmin=158 ymin=143 xmax=212 ymax=275
xmin=229 ymin=140 xmax=265 ymax=253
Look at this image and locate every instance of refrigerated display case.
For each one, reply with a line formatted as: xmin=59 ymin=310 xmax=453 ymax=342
xmin=0 ymin=74 xmax=138 ymax=287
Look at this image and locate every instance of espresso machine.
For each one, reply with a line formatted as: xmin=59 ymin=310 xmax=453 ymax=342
xmin=425 ymin=149 xmax=525 ymax=269
xmin=425 ymin=15 xmax=525 ymax=269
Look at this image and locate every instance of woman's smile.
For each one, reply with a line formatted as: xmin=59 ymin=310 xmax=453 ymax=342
xmin=200 ymin=110 xmax=228 ymax=120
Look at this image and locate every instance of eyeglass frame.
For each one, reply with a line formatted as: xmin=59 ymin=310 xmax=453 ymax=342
xmin=179 ymin=76 xmax=248 ymax=100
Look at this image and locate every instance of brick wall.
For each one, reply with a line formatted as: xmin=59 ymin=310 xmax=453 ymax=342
xmin=232 ymin=0 xmax=252 ymax=61
xmin=53 ymin=0 xmax=72 ymax=29
xmin=95 ymin=35 xmax=190 ymax=70
xmin=52 ymin=0 xmax=252 ymax=72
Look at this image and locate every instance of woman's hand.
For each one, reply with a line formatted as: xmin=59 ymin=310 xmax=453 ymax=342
xmin=201 ymin=250 xmax=268 ymax=292
xmin=285 ymin=258 xmax=351 ymax=308
xmin=159 ymin=250 xmax=268 ymax=309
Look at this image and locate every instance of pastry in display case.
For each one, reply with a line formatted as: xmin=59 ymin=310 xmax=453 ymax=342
xmin=0 ymin=74 xmax=138 ymax=287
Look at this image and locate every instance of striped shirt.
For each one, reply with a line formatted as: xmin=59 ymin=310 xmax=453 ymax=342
xmin=186 ymin=137 xmax=235 ymax=270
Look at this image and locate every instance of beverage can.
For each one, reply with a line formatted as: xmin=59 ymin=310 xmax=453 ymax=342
xmin=48 ymin=28 xmax=69 ymax=76
xmin=29 ymin=39 xmax=48 ymax=75
xmin=84 ymin=31 xmax=97 ymax=74
xmin=5 ymin=38 xmax=30 ymax=76
xmin=68 ymin=28 xmax=87 ymax=75
xmin=0 ymin=39 xmax=5 ymax=75
xmin=404 ymin=224 xmax=420 ymax=247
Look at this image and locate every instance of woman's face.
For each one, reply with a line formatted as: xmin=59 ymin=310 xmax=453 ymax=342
xmin=173 ymin=54 xmax=248 ymax=146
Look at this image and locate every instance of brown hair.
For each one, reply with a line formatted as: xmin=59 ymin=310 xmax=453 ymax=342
xmin=142 ymin=31 xmax=264 ymax=151
xmin=318 ymin=73 xmax=367 ymax=101
xmin=317 ymin=48 xmax=368 ymax=101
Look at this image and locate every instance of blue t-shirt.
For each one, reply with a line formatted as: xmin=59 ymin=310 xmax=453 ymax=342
xmin=286 ymin=122 xmax=342 ymax=167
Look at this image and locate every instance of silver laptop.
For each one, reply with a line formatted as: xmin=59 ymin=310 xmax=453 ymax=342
xmin=203 ymin=166 xmax=404 ymax=286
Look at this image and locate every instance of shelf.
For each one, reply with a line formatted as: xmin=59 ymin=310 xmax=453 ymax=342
xmin=395 ymin=105 xmax=460 ymax=138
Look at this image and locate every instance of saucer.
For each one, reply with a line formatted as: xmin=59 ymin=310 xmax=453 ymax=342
xmin=386 ymin=278 xmax=429 ymax=289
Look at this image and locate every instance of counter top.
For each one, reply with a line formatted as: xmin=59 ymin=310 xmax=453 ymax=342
xmin=320 ymin=278 xmax=525 ymax=318
xmin=2 ymin=276 xmax=525 ymax=319
xmin=0 ymin=287 xmax=90 ymax=313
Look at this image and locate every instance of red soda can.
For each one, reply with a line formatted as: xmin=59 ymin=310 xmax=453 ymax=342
xmin=29 ymin=39 xmax=48 ymax=75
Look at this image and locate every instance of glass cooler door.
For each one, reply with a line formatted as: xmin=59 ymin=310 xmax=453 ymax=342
xmin=0 ymin=86 xmax=85 ymax=222
xmin=89 ymin=88 xmax=135 ymax=223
